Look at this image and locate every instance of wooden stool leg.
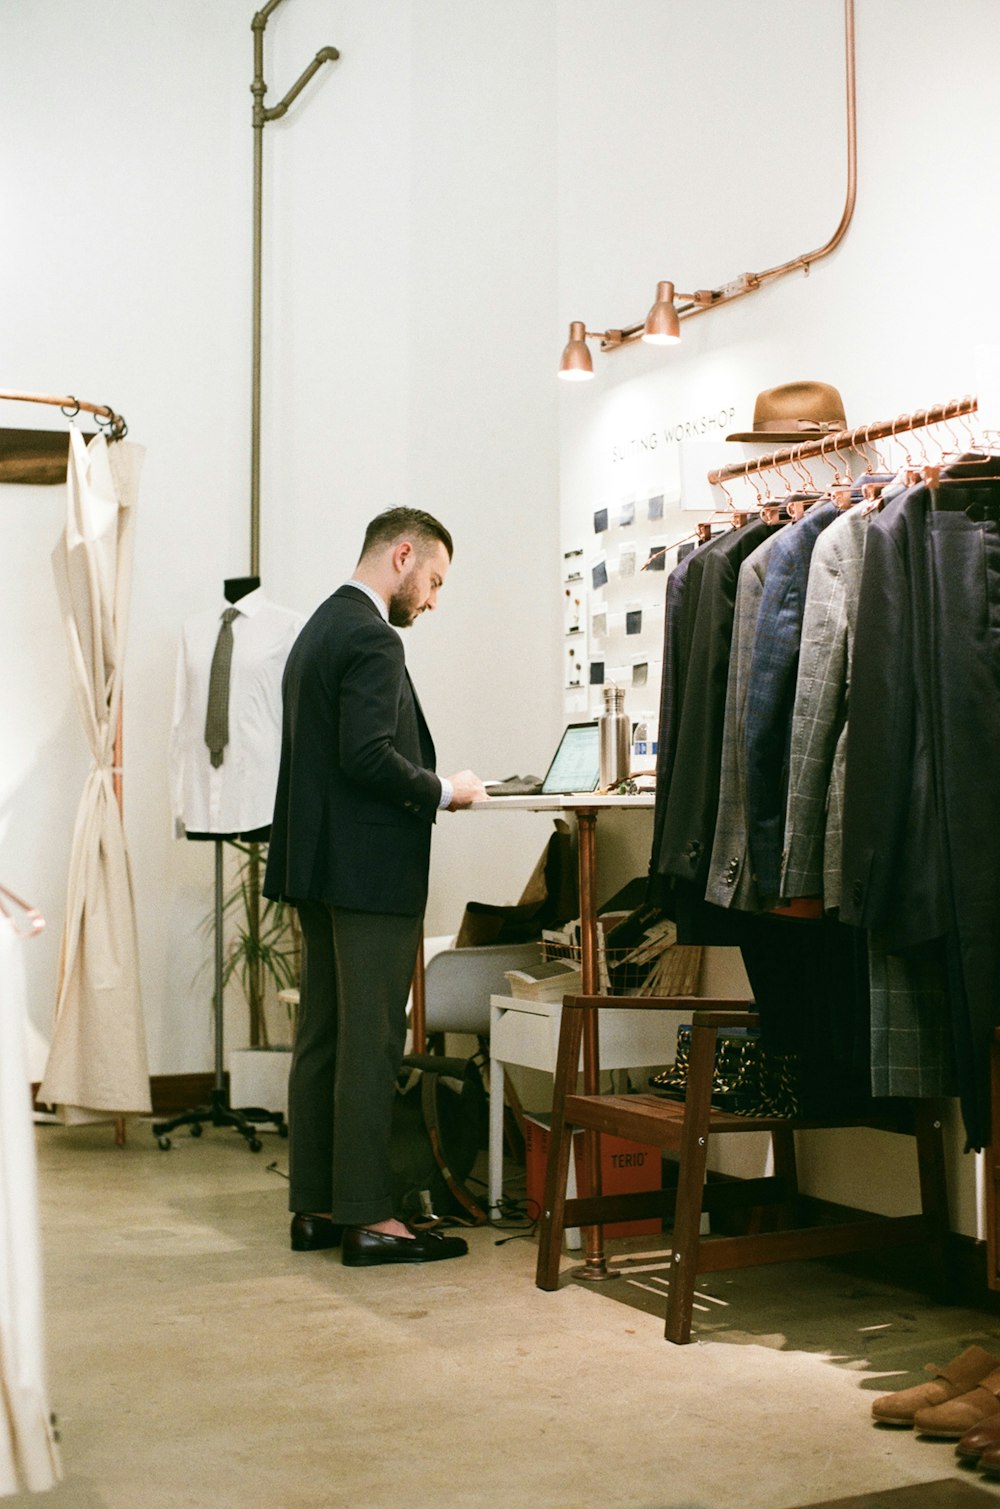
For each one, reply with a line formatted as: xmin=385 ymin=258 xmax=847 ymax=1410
xmin=665 ymin=1022 xmax=716 ymax=1345
xmin=536 ymin=1003 xmax=586 ymax=1291
xmin=913 ymin=1098 xmax=949 ymax=1298
xmin=987 ymin=1034 xmax=1000 ymax=1291
xmin=770 ymin=1124 xmax=799 ymax=1229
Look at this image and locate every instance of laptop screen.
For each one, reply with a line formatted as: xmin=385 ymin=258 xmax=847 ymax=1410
xmin=540 ymin=722 xmax=601 ymax=796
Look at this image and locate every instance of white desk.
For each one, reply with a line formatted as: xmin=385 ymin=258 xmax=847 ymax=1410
xmin=469 ymin=794 xmax=656 ymax=1273
xmin=488 ymin=992 xmax=681 ymax=1218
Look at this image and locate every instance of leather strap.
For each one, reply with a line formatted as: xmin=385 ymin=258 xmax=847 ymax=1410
xmin=419 ymin=1069 xmax=487 ymax=1226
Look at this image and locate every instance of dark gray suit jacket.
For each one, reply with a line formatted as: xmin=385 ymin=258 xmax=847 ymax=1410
xmin=838 ymin=485 xmax=948 ymax=949
xmin=652 ymin=520 xmax=776 ymax=895
xmin=264 ymin=585 xmax=440 ymax=916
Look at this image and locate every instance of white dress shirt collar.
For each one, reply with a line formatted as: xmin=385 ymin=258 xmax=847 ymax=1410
xmin=221 ymin=586 xmax=267 ymax=619
xmin=345 ymin=579 xmax=389 ymax=622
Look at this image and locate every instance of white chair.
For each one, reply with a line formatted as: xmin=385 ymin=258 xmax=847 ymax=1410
xmin=422 ymin=940 xmax=545 ymax=1045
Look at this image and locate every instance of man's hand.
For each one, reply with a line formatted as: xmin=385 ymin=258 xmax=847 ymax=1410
xmin=445 ymin=770 xmax=489 ymax=810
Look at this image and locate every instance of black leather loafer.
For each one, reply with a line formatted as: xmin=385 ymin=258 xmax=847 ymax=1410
xmin=341 ymin=1226 xmax=469 ymax=1267
xmin=290 ymin=1214 xmax=344 ymax=1252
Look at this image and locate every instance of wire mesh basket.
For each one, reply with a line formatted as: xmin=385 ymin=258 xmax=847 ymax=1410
xmin=541 ymin=910 xmax=702 ymax=997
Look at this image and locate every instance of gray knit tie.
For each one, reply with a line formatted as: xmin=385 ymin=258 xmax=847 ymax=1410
xmin=204 ymin=607 xmax=240 ymax=768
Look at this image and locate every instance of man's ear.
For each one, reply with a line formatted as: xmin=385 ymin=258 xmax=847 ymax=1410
xmin=392 ymin=539 xmax=414 ymax=574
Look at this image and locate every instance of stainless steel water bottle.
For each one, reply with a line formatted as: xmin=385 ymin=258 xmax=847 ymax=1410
xmin=599 ymin=683 xmax=630 ymax=789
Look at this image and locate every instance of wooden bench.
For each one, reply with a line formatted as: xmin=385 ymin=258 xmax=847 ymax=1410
xmin=535 ymin=996 xmax=950 ymax=1344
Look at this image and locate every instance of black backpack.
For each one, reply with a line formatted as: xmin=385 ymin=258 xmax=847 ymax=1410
xmin=390 ymin=1054 xmax=488 ymax=1224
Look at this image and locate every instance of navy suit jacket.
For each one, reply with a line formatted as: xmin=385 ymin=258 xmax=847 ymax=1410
xmin=264 ymin=585 xmax=440 ymax=915
xmin=743 ymin=502 xmax=837 ymax=903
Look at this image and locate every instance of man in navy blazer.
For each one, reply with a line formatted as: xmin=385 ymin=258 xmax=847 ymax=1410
xmin=265 ymin=507 xmax=486 ymax=1266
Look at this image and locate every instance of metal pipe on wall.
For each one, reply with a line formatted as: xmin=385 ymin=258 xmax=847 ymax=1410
xmin=249 ymin=0 xmax=339 ymax=577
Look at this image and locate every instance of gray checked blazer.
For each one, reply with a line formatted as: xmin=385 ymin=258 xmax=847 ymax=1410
xmin=780 ymin=502 xmax=955 ymax=1101
xmin=780 ymin=506 xmax=872 ymax=907
xmin=704 ymin=530 xmax=784 ymax=911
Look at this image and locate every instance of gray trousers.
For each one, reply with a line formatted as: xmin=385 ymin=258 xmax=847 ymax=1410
xmin=288 ymin=901 xmax=422 ymax=1224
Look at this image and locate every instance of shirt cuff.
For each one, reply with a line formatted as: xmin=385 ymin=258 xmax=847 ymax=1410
xmin=437 ymin=776 xmax=453 ymax=810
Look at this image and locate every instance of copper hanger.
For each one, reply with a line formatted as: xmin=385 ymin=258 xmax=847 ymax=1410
xmin=0 ymin=884 xmax=45 ymax=939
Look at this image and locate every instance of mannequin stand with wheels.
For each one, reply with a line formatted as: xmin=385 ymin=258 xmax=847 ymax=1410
xmin=156 ymin=575 xmax=302 ymax=1153
xmin=153 ymin=833 xmax=286 ymax=1152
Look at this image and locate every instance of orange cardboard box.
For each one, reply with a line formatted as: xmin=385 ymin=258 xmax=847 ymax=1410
xmin=524 ymin=1112 xmax=661 ymax=1238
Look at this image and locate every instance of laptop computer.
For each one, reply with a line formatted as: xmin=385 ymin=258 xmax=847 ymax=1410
xmin=485 ymin=721 xmax=601 ymax=798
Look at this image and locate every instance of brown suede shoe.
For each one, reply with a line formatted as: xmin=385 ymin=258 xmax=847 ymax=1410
xmin=913 ymin=1365 xmax=1000 ymax=1437
xmin=956 ymin=1415 xmax=1000 ymax=1462
xmin=871 ymin=1345 xmax=1000 ymax=1425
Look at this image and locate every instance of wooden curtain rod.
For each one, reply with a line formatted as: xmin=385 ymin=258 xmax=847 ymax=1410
xmin=707 ymin=395 xmax=980 ymax=486
xmin=0 ymin=388 xmax=127 ymax=439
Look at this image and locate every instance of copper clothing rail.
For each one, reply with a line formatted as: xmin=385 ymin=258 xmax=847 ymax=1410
xmin=0 ymin=389 xmax=127 ymax=439
xmin=707 ymin=395 xmax=980 ymax=487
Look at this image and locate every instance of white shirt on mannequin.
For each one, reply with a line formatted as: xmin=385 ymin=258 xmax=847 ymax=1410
xmin=169 ymin=588 xmax=305 ymax=836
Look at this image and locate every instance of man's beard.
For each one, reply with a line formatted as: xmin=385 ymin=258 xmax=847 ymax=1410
xmin=388 ymin=579 xmax=421 ymax=628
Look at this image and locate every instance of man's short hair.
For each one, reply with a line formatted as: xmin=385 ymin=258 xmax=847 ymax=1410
xmin=360 ymin=507 xmax=453 ymax=562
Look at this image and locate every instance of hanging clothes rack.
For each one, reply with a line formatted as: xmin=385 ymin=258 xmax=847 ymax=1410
xmin=0 ymin=389 xmax=127 ymax=487
xmin=0 ymin=389 xmax=127 ymax=439
xmin=707 ymin=395 xmax=980 ymax=489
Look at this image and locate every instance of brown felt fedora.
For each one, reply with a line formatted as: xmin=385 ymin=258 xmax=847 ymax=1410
xmin=727 ymin=380 xmax=847 ymax=443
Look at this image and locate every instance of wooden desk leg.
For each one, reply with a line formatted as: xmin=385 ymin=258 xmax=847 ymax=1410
xmin=410 ymin=934 xmax=426 ymax=1054
xmin=575 ymin=810 xmax=617 ymax=1283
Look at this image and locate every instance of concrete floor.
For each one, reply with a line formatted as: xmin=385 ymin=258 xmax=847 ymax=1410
xmin=11 ymin=1124 xmax=1000 ymax=1509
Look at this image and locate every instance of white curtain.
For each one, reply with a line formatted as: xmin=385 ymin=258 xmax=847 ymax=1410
xmin=38 ymin=430 xmax=151 ymax=1121
xmin=0 ymin=917 xmax=61 ymax=1495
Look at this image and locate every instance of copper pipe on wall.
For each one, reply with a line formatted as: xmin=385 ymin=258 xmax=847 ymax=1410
xmin=707 ymin=395 xmax=979 ymax=487
xmin=250 ymin=0 xmax=339 ymax=577
xmin=598 ymin=0 xmax=857 ymax=352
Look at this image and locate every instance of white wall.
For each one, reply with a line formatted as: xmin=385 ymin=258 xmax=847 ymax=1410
xmin=554 ymin=0 xmax=1000 ymax=1236
xmin=0 ymin=0 xmax=561 ymax=1079
xmin=1 ymin=0 xmax=995 ymax=1238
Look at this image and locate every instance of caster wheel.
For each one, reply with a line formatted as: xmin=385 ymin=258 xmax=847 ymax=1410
xmin=248 ymin=1138 xmax=262 ymax=1153
xmin=278 ymin=1123 xmax=288 ymax=1139
xmin=190 ymin=1124 xmax=202 ymax=1138
xmin=157 ymin=1136 xmax=172 ymax=1151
